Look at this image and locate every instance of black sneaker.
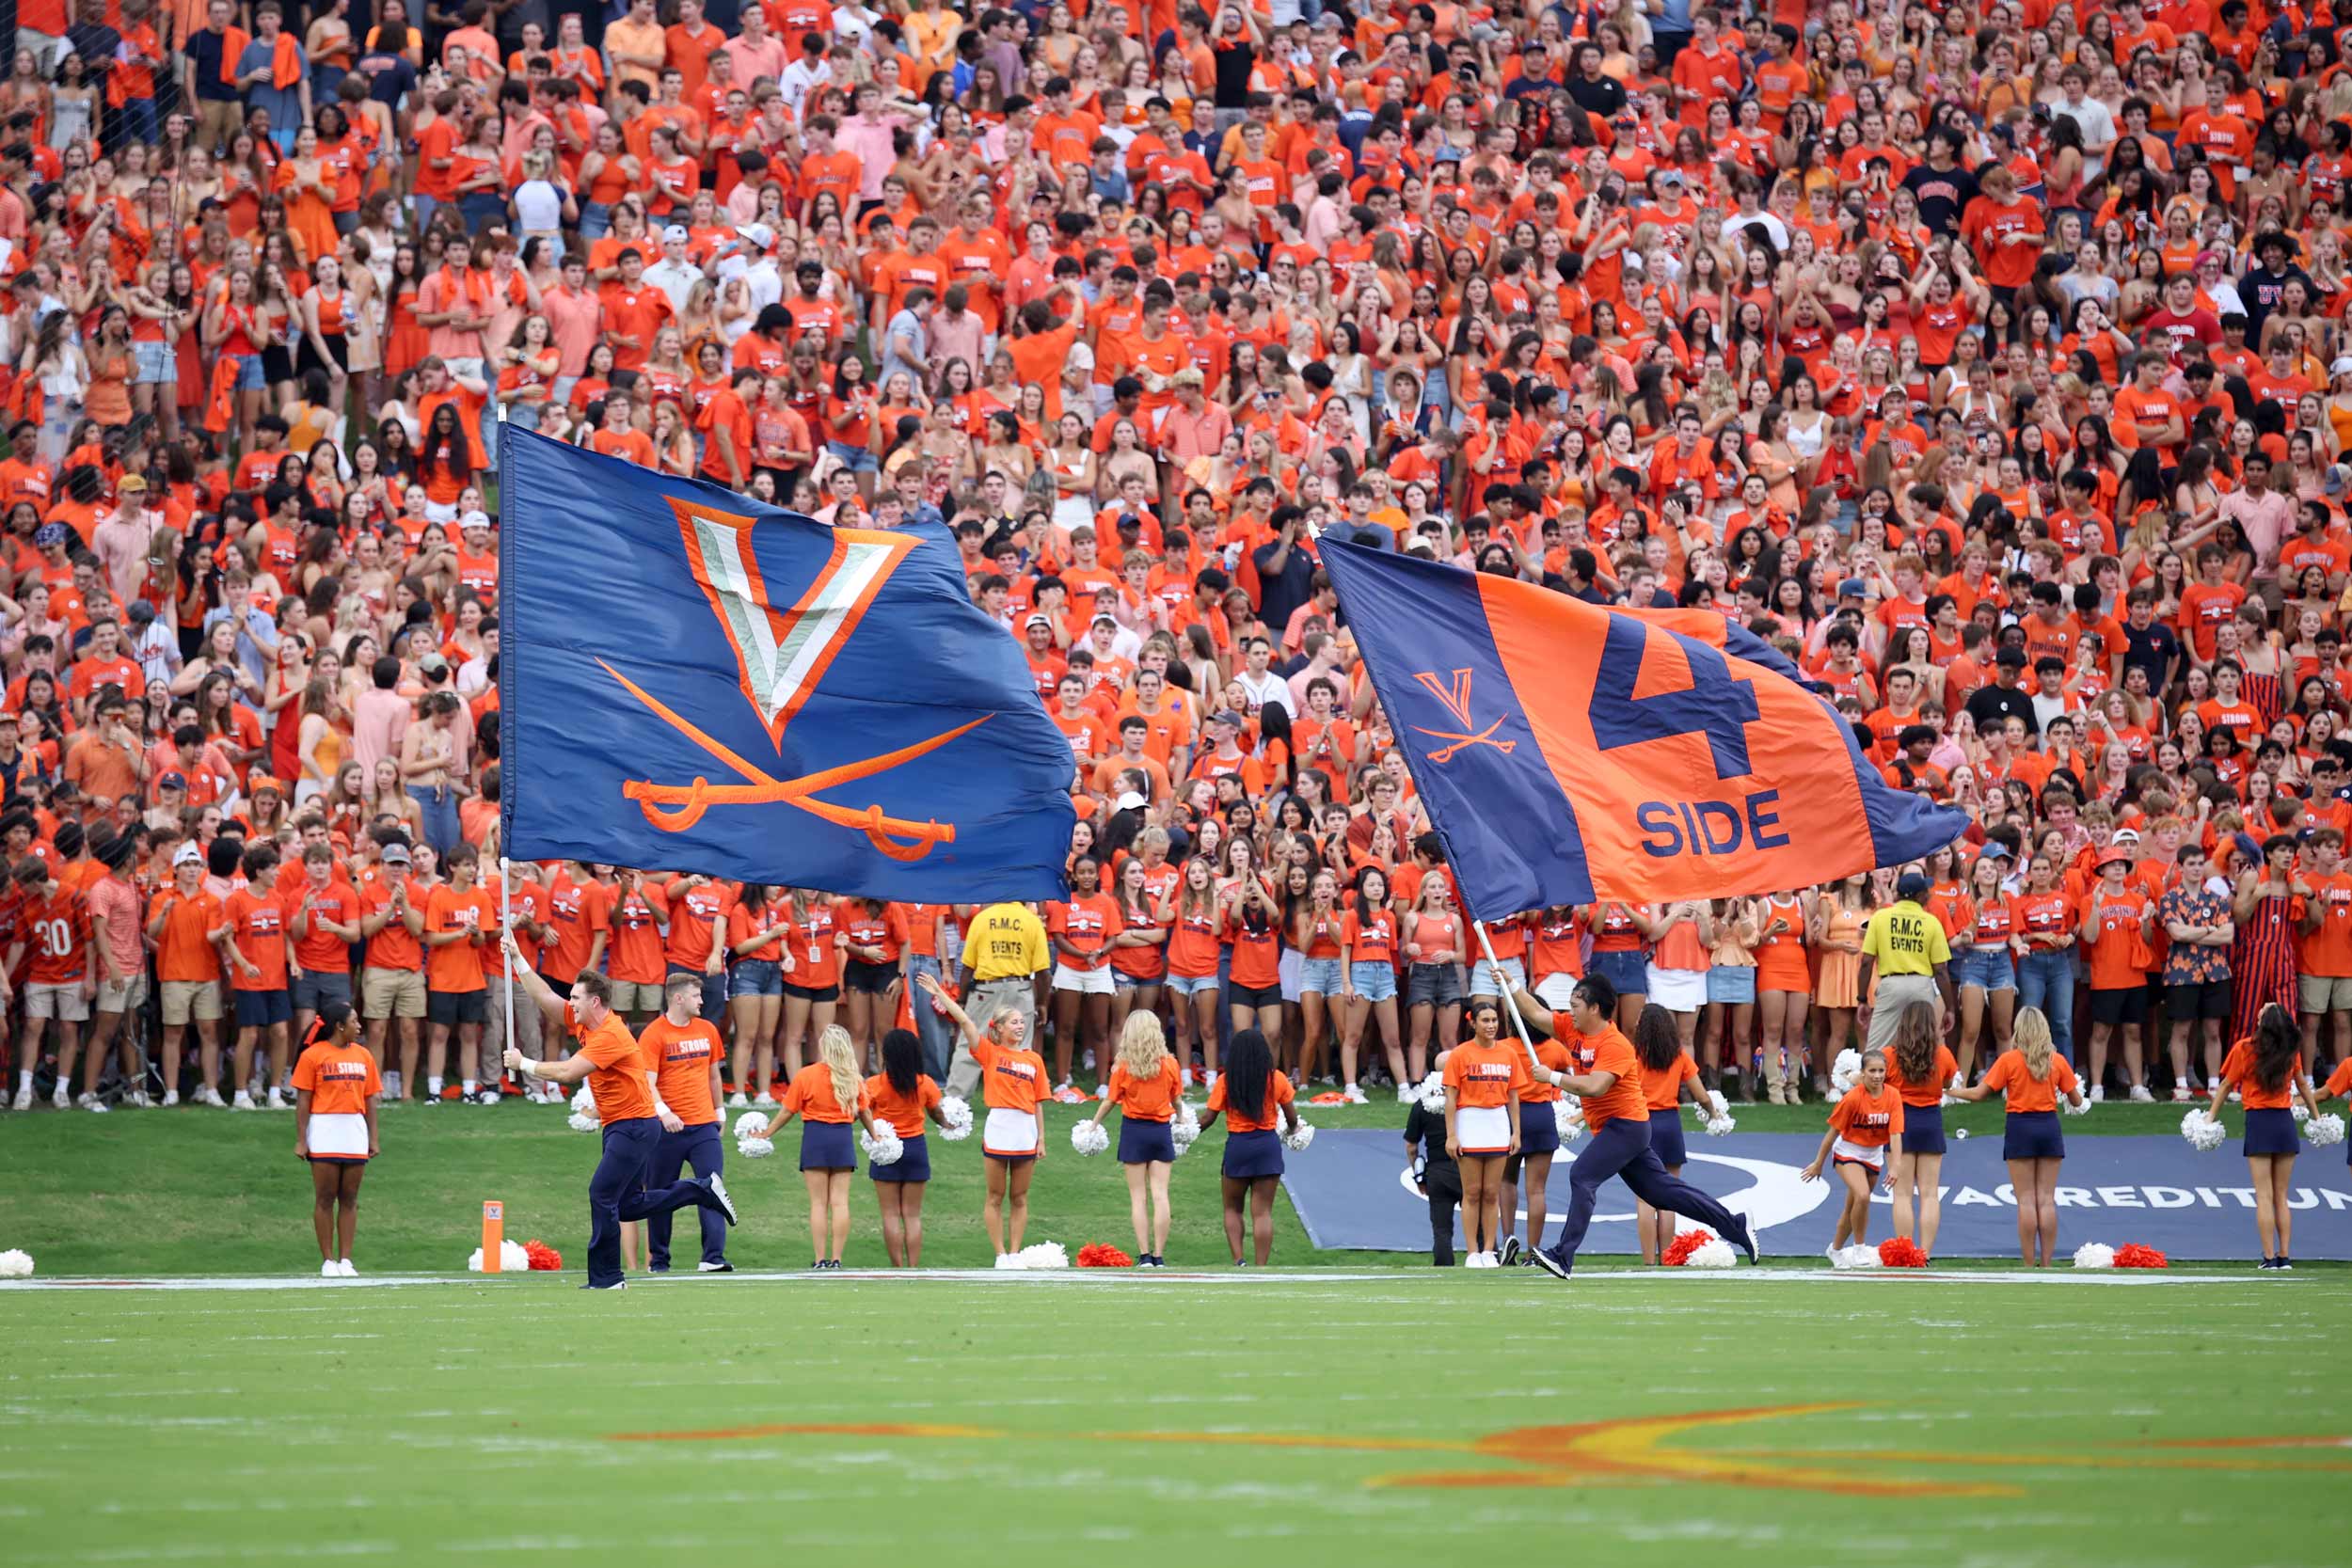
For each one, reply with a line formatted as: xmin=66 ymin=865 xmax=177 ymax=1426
xmin=580 ymin=1281 xmax=627 ymax=1291
xmin=647 ymin=1265 xmax=670 ymax=1275
xmin=2260 ymin=1258 xmax=2280 ymax=1271
xmin=1499 ymin=1235 xmax=1522 ymax=1267
xmin=704 ymin=1173 xmax=739 ymax=1226
xmin=1531 ymin=1244 xmax=1572 ymax=1280
xmin=2278 ymin=1257 xmax=2294 ymax=1271
xmin=697 ymin=1260 xmax=735 ymax=1274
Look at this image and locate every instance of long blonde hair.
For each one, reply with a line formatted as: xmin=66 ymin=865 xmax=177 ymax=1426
xmin=2013 ymin=1006 xmax=2054 ymax=1081
xmin=818 ymin=1024 xmax=860 ymax=1113
xmin=1115 ymin=1009 xmax=1168 ymax=1080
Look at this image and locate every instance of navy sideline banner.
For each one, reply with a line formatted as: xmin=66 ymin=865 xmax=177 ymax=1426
xmin=1280 ymin=1132 xmax=2352 ymax=1259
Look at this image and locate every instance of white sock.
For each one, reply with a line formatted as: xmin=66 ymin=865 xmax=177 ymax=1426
xmin=427 ymin=1076 xmax=443 ymax=1096
xmin=462 ymin=1080 xmax=477 ymax=1095
xmin=16 ymin=1071 xmax=28 ymax=1093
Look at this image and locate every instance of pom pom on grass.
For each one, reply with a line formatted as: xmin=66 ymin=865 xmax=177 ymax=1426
xmin=1281 ymin=1119 xmax=1315 ymax=1152
xmin=2182 ymin=1109 xmax=2227 ymax=1151
xmin=523 ymin=1239 xmax=563 ymax=1271
xmin=1684 ymin=1238 xmax=1738 ymax=1267
xmin=860 ymin=1124 xmax=905 ymax=1168
xmin=1830 ymin=1243 xmax=1882 ymax=1270
xmin=2307 ymin=1113 xmax=2346 ymax=1147
xmin=2113 ymin=1243 xmax=2169 ymax=1269
xmin=1070 ymin=1119 xmax=1110 ymax=1156
xmin=1075 ymin=1243 xmax=1135 ymax=1268
xmin=0 ymin=1248 xmax=32 ymax=1278
xmin=469 ymin=1240 xmax=530 ymax=1272
xmin=735 ymin=1135 xmax=775 ymax=1159
xmin=936 ymin=1096 xmax=974 ymax=1141
xmin=567 ymin=1111 xmax=601 ymax=1133
xmin=2073 ymin=1243 xmax=2116 ymax=1270
xmin=1830 ymin=1050 xmax=1862 ymax=1095
xmin=1877 ymin=1237 xmax=1928 ymax=1269
xmin=1011 ymin=1241 xmax=1068 ymax=1270
xmin=1661 ymin=1229 xmax=1715 ymax=1266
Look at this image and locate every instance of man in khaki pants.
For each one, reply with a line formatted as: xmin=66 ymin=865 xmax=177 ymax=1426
xmin=948 ymin=901 xmax=1047 ymax=1099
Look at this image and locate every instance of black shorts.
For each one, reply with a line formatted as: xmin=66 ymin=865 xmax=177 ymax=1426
xmin=2088 ymin=986 xmax=2146 ymax=1025
xmin=428 ymin=988 xmax=487 ymax=1026
xmin=2165 ymin=978 xmax=2233 ymax=1021
xmin=233 ymin=988 xmax=291 ymax=1029
xmin=843 ymin=958 xmax=898 ymax=995
xmin=1229 ymin=982 xmax=1284 ymax=1010
xmin=783 ymin=980 xmax=839 ymax=1004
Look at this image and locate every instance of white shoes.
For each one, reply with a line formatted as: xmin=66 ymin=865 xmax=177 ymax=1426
xmin=161 ymin=1089 xmax=181 ymax=1107
xmin=2128 ymin=1085 xmax=2154 ymax=1103
xmin=77 ymin=1093 xmax=107 ymax=1114
xmin=1343 ymin=1084 xmax=1368 ymax=1104
xmin=321 ymin=1260 xmax=340 ymax=1277
xmin=9 ymin=1088 xmax=28 ymax=1111
xmin=232 ymin=1091 xmax=257 ymax=1111
xmin=51 ymin=1086 xmax=69 ymax=1109
xmin=126 ymin=1090 xmax=150 ymax=1108
xmin=196 ymin=1085 xmax=227 ymax=1108
xmin=1465 ymin=1251 xmax=1499 ymax=1269
xmin=384 ymin=1071 xmax=404 ymax=1100
xmin=267 ymin=1089 xmax=289 ymax=1111
xmin=337 ymin=1259 xmax=358 ymax=1277
xmin=1395 ymin=1085 xmax=1417 ymax=1103
xmin=753 ymin=1092 xmax=778 ymax=1109
xmin=2089 ymin=1085 xmax=2106 ymax=1103
xmin=726 ymin=1091 xmax=749 ymax=1109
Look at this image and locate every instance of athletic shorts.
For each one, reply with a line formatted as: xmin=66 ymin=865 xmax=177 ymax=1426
xmin=291 ymin=970 xmax=353 ymax=1013
xmin=428 ymin=988 xmax=487 ymax=1026
xmin=1228 ymin=981 xmax=1283 ymax=1010
xmin=2088 ymin=986 xmax=2146 ymax=1025
xmin=2166 ymin=978 xmax=2233 ymax=1022
xmin=234 ymin=988 xmax=292 ymax=1029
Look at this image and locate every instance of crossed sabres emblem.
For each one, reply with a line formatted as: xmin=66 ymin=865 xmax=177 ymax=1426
xmin=598 ymin=499 xmax=981 ymax=862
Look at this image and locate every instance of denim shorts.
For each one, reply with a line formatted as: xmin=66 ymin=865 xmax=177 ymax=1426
xmin=1952 ymin=946 xmax=2015 ymax=992
xmin=1469 ymin=954 xmax=1525 ymax=998
xmin=1706 ymin=965 xmax=1756 ymax=1005
xmin=1349 ymin=958 xmax=1398 ymax=1004
xmin=1167 ymin=971 xmax=1218 ymax=998
xmin=133 ymin=339 xmax=176 ymax=385
xmin=227 ymin=351 xmax=264 ymax=390
xmin=1588 ymin=948 xmax=1648 ymax=997
xmin=1406 ymin=961 xmax=1462 ymax=1008
xmin=828 ymin=439 xmax=879 ymax=473
xmin=1297 ymin=955 xmax=1344 ymax=995
xmin=729 ymin=958 xmax=784 ymax=997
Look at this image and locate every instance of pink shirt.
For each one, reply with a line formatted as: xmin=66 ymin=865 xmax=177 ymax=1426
xmin=836 ymin=112 xmax=899 ymax=199
xmin=88 ymin=873 xmax=144 ymax=975
xmin=541 ymin=284 xmax=602 ymax=378
xmin=351 ymin=688 xmax=411 ymax=781
xmin=417 ymin=266 xmax=489 ymax=362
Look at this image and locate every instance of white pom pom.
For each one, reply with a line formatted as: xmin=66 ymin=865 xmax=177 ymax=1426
xmin=936 ymin=1095 xmax=974 ymax=1140
xmin=570 ymin=1085 xmax=597 ymax=1117
xmin=1707 ymin=1089 xmax=1729 ymax=1118
xmin=736 ymin=1135 xmax=775 ymax=1160
xmin=567 ymin=1111 xmax=601 ymax=1133
xmin=734 ymin=1110 xmax=772 ymax=1142
xmin=1704 ymin=1113 xmax=1737 ymax=1136
xmin=1282 ymin=1119 xmax=1315 ymax=1152
xmin=2291 ymin=1101 xmax=2311 ymax=1123
xmin=860 ymin=1123 xmax=905 ymax=1167
xmin=2307 ymin=1113 xmax=2346 ymax=1148
xmin=1831 ymin=1243 xmax=1882 ymax=1271
xmin=1414 ymin=1072 xmax=1448 ymax=1113
xmin=1685 ymin=1238 xmax=1738 ymax=1268
xmin=2181 ymin=1109 xmax=2227 ymax=1151
xmin=0 ymin=1248 xmax=32 ymax=1278
xmin=1557 ymin=1103 xmax=1586 ymax=1141
xmin=1011 ymin=1241 xmax=1068 ymax=1270
xmin=1831 ymin=1050 xmax=1862 ymax=1095
xmin=1070 ymin=1119 xmax=1110 ymax=1156
xmin=1170 ymin=1100 xmax=1201 ymax=1155
xmin=2073 ymin=1242 xmax=2116 ymax=1270
xmin=2062 ymin=1093 xmax=2093 ymax=1117
xmin=468 ymin=1241 xmax=529 ymax=1272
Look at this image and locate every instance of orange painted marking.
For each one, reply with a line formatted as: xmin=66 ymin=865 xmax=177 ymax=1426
xmin=611 ymin=1421 xmax=1003 ymax=1443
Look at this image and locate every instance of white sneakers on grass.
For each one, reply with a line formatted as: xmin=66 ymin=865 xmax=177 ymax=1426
xmin=1343 ymin=1084 xmax=1368 ymax=1104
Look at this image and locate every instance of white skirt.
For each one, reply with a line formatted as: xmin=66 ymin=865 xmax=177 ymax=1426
xmin=1534 ymin=973 xmax=1581 ymax=1010
xmin=307 ymin=1111 xmax=369 ymax=1158
xmin=983 ymin=1106 xmax=1041 ymax=1157
xmin=1645 ymin=964 xmax=1708 ymax=1013
xmin=1832 ymin=1135 xmax=1885 ymax=1170
xmin=1456 ymin=1103 xmax=1512 ymax=1157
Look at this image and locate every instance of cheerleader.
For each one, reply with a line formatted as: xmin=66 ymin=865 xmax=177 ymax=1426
xmin=1497 ymin=1014 xmax=1575 ymax=1267
xmin=1087 ymin=1011 xmax=1183 ymax=1266
xmin=760 ymin=1024 xmax=890 ymax=1269
xmin=1883 ymin=1000 xmax=1958 ymax=1259
xmin=2206 ymin=1002 xmax=2326 ymax=1269
xmin=1631 ymin=1002 xmax=1710 ymax=1264
xmin=1800 ymin=1046 xmax=1904 ymax=1257
xmin=1442 ymin=997 xmax=1530 ymax=1268
xmin=1948 ymin=1007 xmax=2087 ymax=1266
xmin=866 ymin=1027 xmax=947 ymax=1268
xmin=1198 ymin=1027 xmax=1299 ymax=1267
xmin=291 ymin=1002 xmax=377 ymax=1277
xmin=1404 ymin=1053 xmax=1461 ymax=1265
xmin=920 ymin=972 xmax=1048 ymax=1260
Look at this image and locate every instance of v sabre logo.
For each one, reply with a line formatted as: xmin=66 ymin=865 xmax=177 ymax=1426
xmin=1409 ymin=668 xmax=1517 ymax=764
xmin=596 ymin=498 xmax=986 ymax=861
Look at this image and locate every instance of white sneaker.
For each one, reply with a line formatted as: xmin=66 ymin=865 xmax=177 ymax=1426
xmin=2172 ymin=1085 xmax=2193 ymax=1102
xmin=726 ymin=1091 xmax=749 ymax=1109
xmin=2089 ymin=1085 xmax=2106 ymax=1103
xmin=337 ymin=1259 xmax=358 ymax=1277
xmin=1468 ymin=1251 xmax=1498 ymax=1269
xmin=127 ymin=1090 xmax=151 ymax=1108
xmin=9 ymin=1088 xmax=29 ymax=1111
xmin=1396 ymin=1085 xmax=1417 ymax=1103
xmin=321 ymin=1259 xmax=341 ymax=1278
xmin=232 ymin=1091 xmax=256 ymax=1111
xmin=197 ymin=1086 xmax=227 ymax=1108
xmin=753 ymin=1092 xmax=778 ymax=1108
xmin=1202 ymin=1071 xmax=1217 ymax=1092
xmin=78 ymin=1093 xmax=108 ymax=1114
xmin=1343 ymin=1084 xmax=1368 ymax=1104
xmin=2128 ymin=1085 xmax=2154 ymax=1103
xmin=267 ymin=1089 xmax=289 ymax=1110
xmin=384 ymin=1071 xmax=404 ymax=1100
xmin=1826 ymin=1245 xmax=1842 ymax=1263
xmin=161 ymin=1089 xmax=180 ymax=1107
xmin=51 ymin=1086 xmax=70 ymax=1109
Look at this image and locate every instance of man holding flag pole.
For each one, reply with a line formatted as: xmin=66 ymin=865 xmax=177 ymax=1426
xmin=1319 ymin=535 xmax=1970 ymax=1277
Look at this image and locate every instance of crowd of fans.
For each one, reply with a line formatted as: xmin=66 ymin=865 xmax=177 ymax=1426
xmin=7 ymin=0 xmax=2352 ymax=1118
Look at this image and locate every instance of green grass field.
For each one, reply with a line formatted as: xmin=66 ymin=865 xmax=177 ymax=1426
xmin=5 ymin=1099 xmax=2345 ymax=1568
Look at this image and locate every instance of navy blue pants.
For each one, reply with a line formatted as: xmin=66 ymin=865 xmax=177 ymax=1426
xmin=589 ymin=1117 xmax=725 ymax=1288
xmin=1551 ymin=1117 xmax=1745 ymax=1264
xmin=646 ymin=1122 xmax=727 ymax=1271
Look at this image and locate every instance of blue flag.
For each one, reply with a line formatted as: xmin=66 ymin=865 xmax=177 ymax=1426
xmin=1320 ymin=540 xmax=1969 ymax=917
xmin=498 ymin=428 xmax=1073 ymax=901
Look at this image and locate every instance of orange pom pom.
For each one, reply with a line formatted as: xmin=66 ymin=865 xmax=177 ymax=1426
xmin=1877 ymin=1237 xmax=1928 ymax=1268
xmin=2113 ymin=1243 xmax=2169 ymax=1269
xmin=1075 ymin=1243 xmax=1136 ymax=1268
xmin=1661 ymin=1229 xmax=1716 ymax=1266
xmin=523 ymin=1239 xmax=564 ymax=1271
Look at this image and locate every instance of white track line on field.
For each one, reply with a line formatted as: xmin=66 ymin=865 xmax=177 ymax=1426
xmin=0 ymin=1267 xmax=2301 ymax=1291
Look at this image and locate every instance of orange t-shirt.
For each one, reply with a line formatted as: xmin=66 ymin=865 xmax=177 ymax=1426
xmin=780 ymin=1061 xmax=864 ymax=1124
xmin=1637 ymin=1049 xmax=1700 ymax=1113
xmin=973 ymin=1036 xmax=1048 ymax=1113
xmin=1829 ymin=1082 xmax=1906 ymax=1148
xmin=2217 ymin=1038 xmax=2297 ymax=1110
xmin=1048 ymin=891 xmax=1122 ymax=971
xmin=2298 ymin=870 xmax=2352 ymax=977
xmin=286 ymin=876 xmax=358 ymax=974
xmin=422 ymin=882 xmax=492 ymax=992
xmin=1981 ymin=1048 xmax=2079 ymax=1114
xmin=1884 ymin=1043 xmax=1958 ymax=1108
xmin=1106 ymin=1053 xmax=1182 ymax=1121
xmin=293 ymin=1038 xmax=380 ymax=1114
xmin=226 ymin=885 xmax=290 ymax=991
xmin=150 ymin=887 xmax=226 ymax=983
xmin=361 ymin=878 xmax=425 ymax=972
xmin=2081 ymin=887 xmax=2151 ymax=988
xmin=1565 ymin=1023 xmax=1647 ymax=1129
xmin=1446 ymin=1038 xmax=1533 ymax=1110
xmin=1207 ymin=1067 xmax=1295 ymax=1132
xmin=642 ymin=1015 xmax=723 ymax=1126
xmin=19 ymin=885 xmax=87 ymax=985
xmin=567 ymin=1004 xmax=654 ymax=1120
xmin=865 ymin=1069 xmax=942 ymax=1137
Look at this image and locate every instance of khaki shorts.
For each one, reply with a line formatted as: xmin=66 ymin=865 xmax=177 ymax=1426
xmin=2300 ymin=973 xmax=2352 ymax=1014
xmin=608 ymin=979 xmax=668 ymax=1013
xmin=161 ymin=978 xmax=222 ymax=1025
xmin=361 ymin=966 xmax=428 ymax=1020
xmin=97 ymin=973 xmax=149 ymax=1014
xmin=26 ymin=981 xmax=89 ymax=1022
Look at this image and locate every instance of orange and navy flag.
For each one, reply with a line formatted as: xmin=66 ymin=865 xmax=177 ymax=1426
xmin=498 ymin=427 xmax=1074 ymax=901
xmin=1320 ymin=540 xmax=1967 ymax=915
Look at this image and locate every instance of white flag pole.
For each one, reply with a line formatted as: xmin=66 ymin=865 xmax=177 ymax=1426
xmin=1473 ymin=918 xmax=1549 ymax=1079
